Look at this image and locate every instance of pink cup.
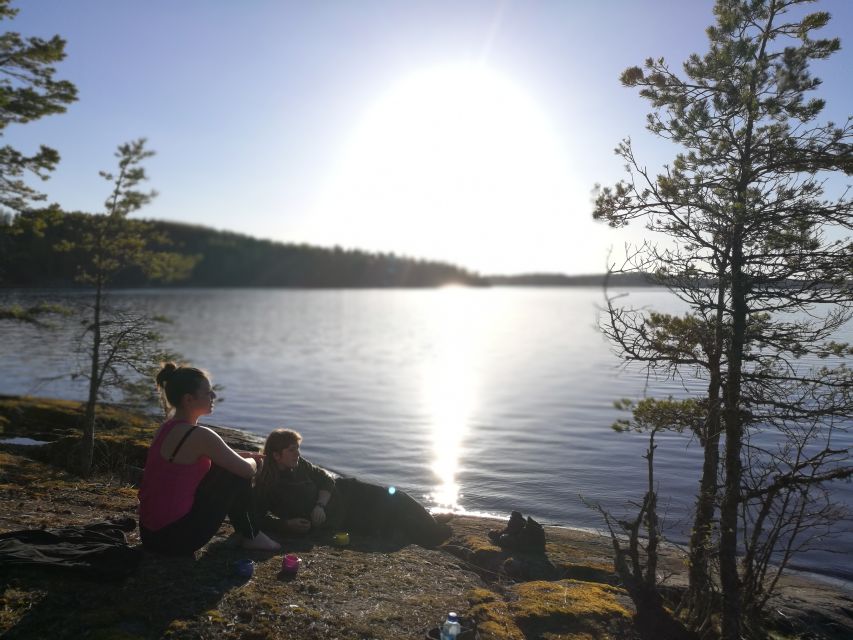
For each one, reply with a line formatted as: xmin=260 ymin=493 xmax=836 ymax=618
xmin=282 ymin=553 xmax=301 ymax=575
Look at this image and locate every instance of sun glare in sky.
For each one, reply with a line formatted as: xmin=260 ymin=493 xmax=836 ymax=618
xmin=305 ymin=63 xmax=585 ymax=275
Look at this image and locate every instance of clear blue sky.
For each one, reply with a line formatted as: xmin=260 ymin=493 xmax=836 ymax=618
xmin=6 ymin=0 xmax=852 ymax=275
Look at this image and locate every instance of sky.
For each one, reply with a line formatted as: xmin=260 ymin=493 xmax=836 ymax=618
xmin=5 ymin=0 xmax=852 ymax=276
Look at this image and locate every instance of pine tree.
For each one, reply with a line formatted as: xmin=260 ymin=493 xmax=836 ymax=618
xmin=0 ymin=0 xmax=76 ymax=215
xmin=593 ymin=1 xmax=852 ymax=636
xmin=60 ymin=139 xmax=196 ymax=476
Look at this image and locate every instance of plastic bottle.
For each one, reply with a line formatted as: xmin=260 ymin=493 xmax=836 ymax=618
xmin=440 ymin=612 xmax=461 ymax=640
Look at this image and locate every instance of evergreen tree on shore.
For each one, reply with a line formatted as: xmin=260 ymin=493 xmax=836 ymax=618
xmin=63 ymin=139 xmax=195 ymax=476
xmin=0 ymin=0 xmax=76 ymax=216
xmin=593 ymin=1 xmax=852 ymax=636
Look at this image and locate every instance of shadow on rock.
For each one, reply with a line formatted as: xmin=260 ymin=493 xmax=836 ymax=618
xmin=0 ymin=536 xmax=277 ymax=639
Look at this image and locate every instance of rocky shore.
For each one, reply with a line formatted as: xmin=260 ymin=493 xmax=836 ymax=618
xmin=1 ymin=396 xmax=851 ymax=639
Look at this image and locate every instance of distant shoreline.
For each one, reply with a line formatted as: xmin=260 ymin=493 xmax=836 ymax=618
xmin=0 ymin=272 xmax=662 ymax=290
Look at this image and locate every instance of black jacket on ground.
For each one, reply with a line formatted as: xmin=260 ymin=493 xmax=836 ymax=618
xmin=0 ymin=518 xmax=141 ymax=579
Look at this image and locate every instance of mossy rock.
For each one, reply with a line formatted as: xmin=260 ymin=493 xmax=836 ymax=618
xmin=0 ymin=396 xmax=261 ymax=478
xmin=468 ymin=581 xmax=635 ymax=640
xmin=511 ymin=579 xmax=630 ymax=620
xmin=510 ymin=580 xmax=633 ymax=639
xmin=445 ymin=532 xmax=559 ymax=583
xmin=0 ymin=395 xmax=155 ymax=441
xmin=19 ymin=435 xmax=149 ymax=476
xmin=0 ymin=395 xmax=85 ymax=438
xmin=467 ymin=588 xmax=525 ymax=640
xmin=557 ymin=562 xmax=618 ymax=585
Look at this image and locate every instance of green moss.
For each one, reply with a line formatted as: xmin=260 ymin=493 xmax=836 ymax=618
xmin=0 ymin=395 xmax=156 ymax=439
xmin=467 ymin=581 xmax=633 ymax=640
xmin=204 ymin=609 xmax=228 ymax=624
xmin=476 ymin=619 xmax=526 ymax=640
xmin=467 ymin=587 xmax=499 ymax=605
xmin=458 ymin=534 xmax=501 ymax=553
xmin=511 ymin=579 xmax=629 ymax=620
xmin=0 ymin=396 xmax=84 ymax=437
xmin=164 ymin=619 xmax=191 ymax=634
xmin=556 ymin=562 xmax=617 ymax=584
xmin=0 ymin=587 xmax=45 ymax=632
xmin=470 ymin=607 xmax=525 ymax=640
xmin=509 ymin=580 xmax=632 ymax=640
xmin=466 ymin=588 xmax=525 ymax=640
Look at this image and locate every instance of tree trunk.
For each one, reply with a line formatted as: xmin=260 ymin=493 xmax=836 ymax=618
xmin=720 ymin=238 xmax=747 ymax=640
xmin=645 ymin=429 xmax=659 ymax=592
xmin=685 ymin=399 xmax=721 ymax=619
xmin=80 ymin=277 xmax=102 ymax=477
xmin=718 ymin=4 xmax=779 ymax=633
xmin=685 ymin=280 xmax=726 ymax=625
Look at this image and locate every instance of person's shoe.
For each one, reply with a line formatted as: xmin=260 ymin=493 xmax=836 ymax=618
xmin=241 ymin=531 xmax=281 ymax=552
xmin=488 ymin=511 xmax=525 ymax=545
xmin=519 ymin=516 xmax=546 ymax=553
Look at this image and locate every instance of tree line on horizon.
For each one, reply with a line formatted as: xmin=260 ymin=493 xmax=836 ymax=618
xmin=0 ymin=212 xmax=486 ymax=288
xmin=1 ymin=214 xmax=672 ymax=289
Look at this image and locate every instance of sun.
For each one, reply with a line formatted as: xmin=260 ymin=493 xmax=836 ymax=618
xmin=306 ymin=63 xmax=580 ymax=274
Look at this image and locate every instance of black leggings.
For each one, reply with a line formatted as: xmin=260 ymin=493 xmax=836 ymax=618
xmin=141 ymin=464 xmax=258 ymax=556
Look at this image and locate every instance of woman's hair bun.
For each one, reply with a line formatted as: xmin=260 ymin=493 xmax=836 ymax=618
xmin=156 ymin=362 xmax=179 ymax=388
xmin=155 ymin=363 xmax=209 ymax=410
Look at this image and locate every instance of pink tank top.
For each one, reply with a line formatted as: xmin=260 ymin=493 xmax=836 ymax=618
xmin=138 ymin=419 xmax=212 ymax=531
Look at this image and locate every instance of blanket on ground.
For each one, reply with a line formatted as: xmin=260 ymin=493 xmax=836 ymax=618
xmin=0 ymin=518 xmax=141 ymax=579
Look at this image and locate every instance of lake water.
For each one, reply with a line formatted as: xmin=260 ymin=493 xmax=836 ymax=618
xmin=0 ymin=287 xmax=850 ymax=581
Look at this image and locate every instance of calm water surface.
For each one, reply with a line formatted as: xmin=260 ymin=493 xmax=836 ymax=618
xmin=1 ymin=287 xmax=850 ymax=580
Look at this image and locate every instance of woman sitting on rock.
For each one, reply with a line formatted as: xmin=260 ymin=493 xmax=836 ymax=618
xmin=138 ymin=363 xmax=280 ymax=555
xmin=253 ymin=428 xmax=451 ymax=548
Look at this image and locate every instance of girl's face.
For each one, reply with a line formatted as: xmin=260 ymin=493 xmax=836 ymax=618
xmin=272 ymin=443 xmax=300 ymax=470
xmin=182 ymin=377 xmax=216 ymax=416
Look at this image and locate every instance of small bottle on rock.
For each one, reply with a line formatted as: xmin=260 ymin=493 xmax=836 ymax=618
xmin=440 ymin=612 xmax=461 ymax=639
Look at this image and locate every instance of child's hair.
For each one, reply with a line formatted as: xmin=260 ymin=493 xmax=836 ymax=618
xmin=262 ymin=428 xmax=302 ymax=456
xmin=255 ymin=428 xmax=303 ymax=490
xmin=155 ymin=362 xmax=209 ymax=409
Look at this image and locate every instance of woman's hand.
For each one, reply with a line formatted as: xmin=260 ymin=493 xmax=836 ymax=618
xmin=311 ymin=504 xmax=327 ymax=527
xmin=238 ymin=451 xmax=264 ymax=473
xmin=286 ymin=518 xmax=311 ymax=534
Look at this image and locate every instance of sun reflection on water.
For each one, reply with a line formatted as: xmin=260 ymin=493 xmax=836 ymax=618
xmin=423 ymin=288 xmax=488 ymax=511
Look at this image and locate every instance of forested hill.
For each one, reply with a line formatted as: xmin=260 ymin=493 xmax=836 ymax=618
xmin=1 ymin=213 xmax=665 ymax=288
xmin=0 ymin=213 xmax=485 ymax=288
